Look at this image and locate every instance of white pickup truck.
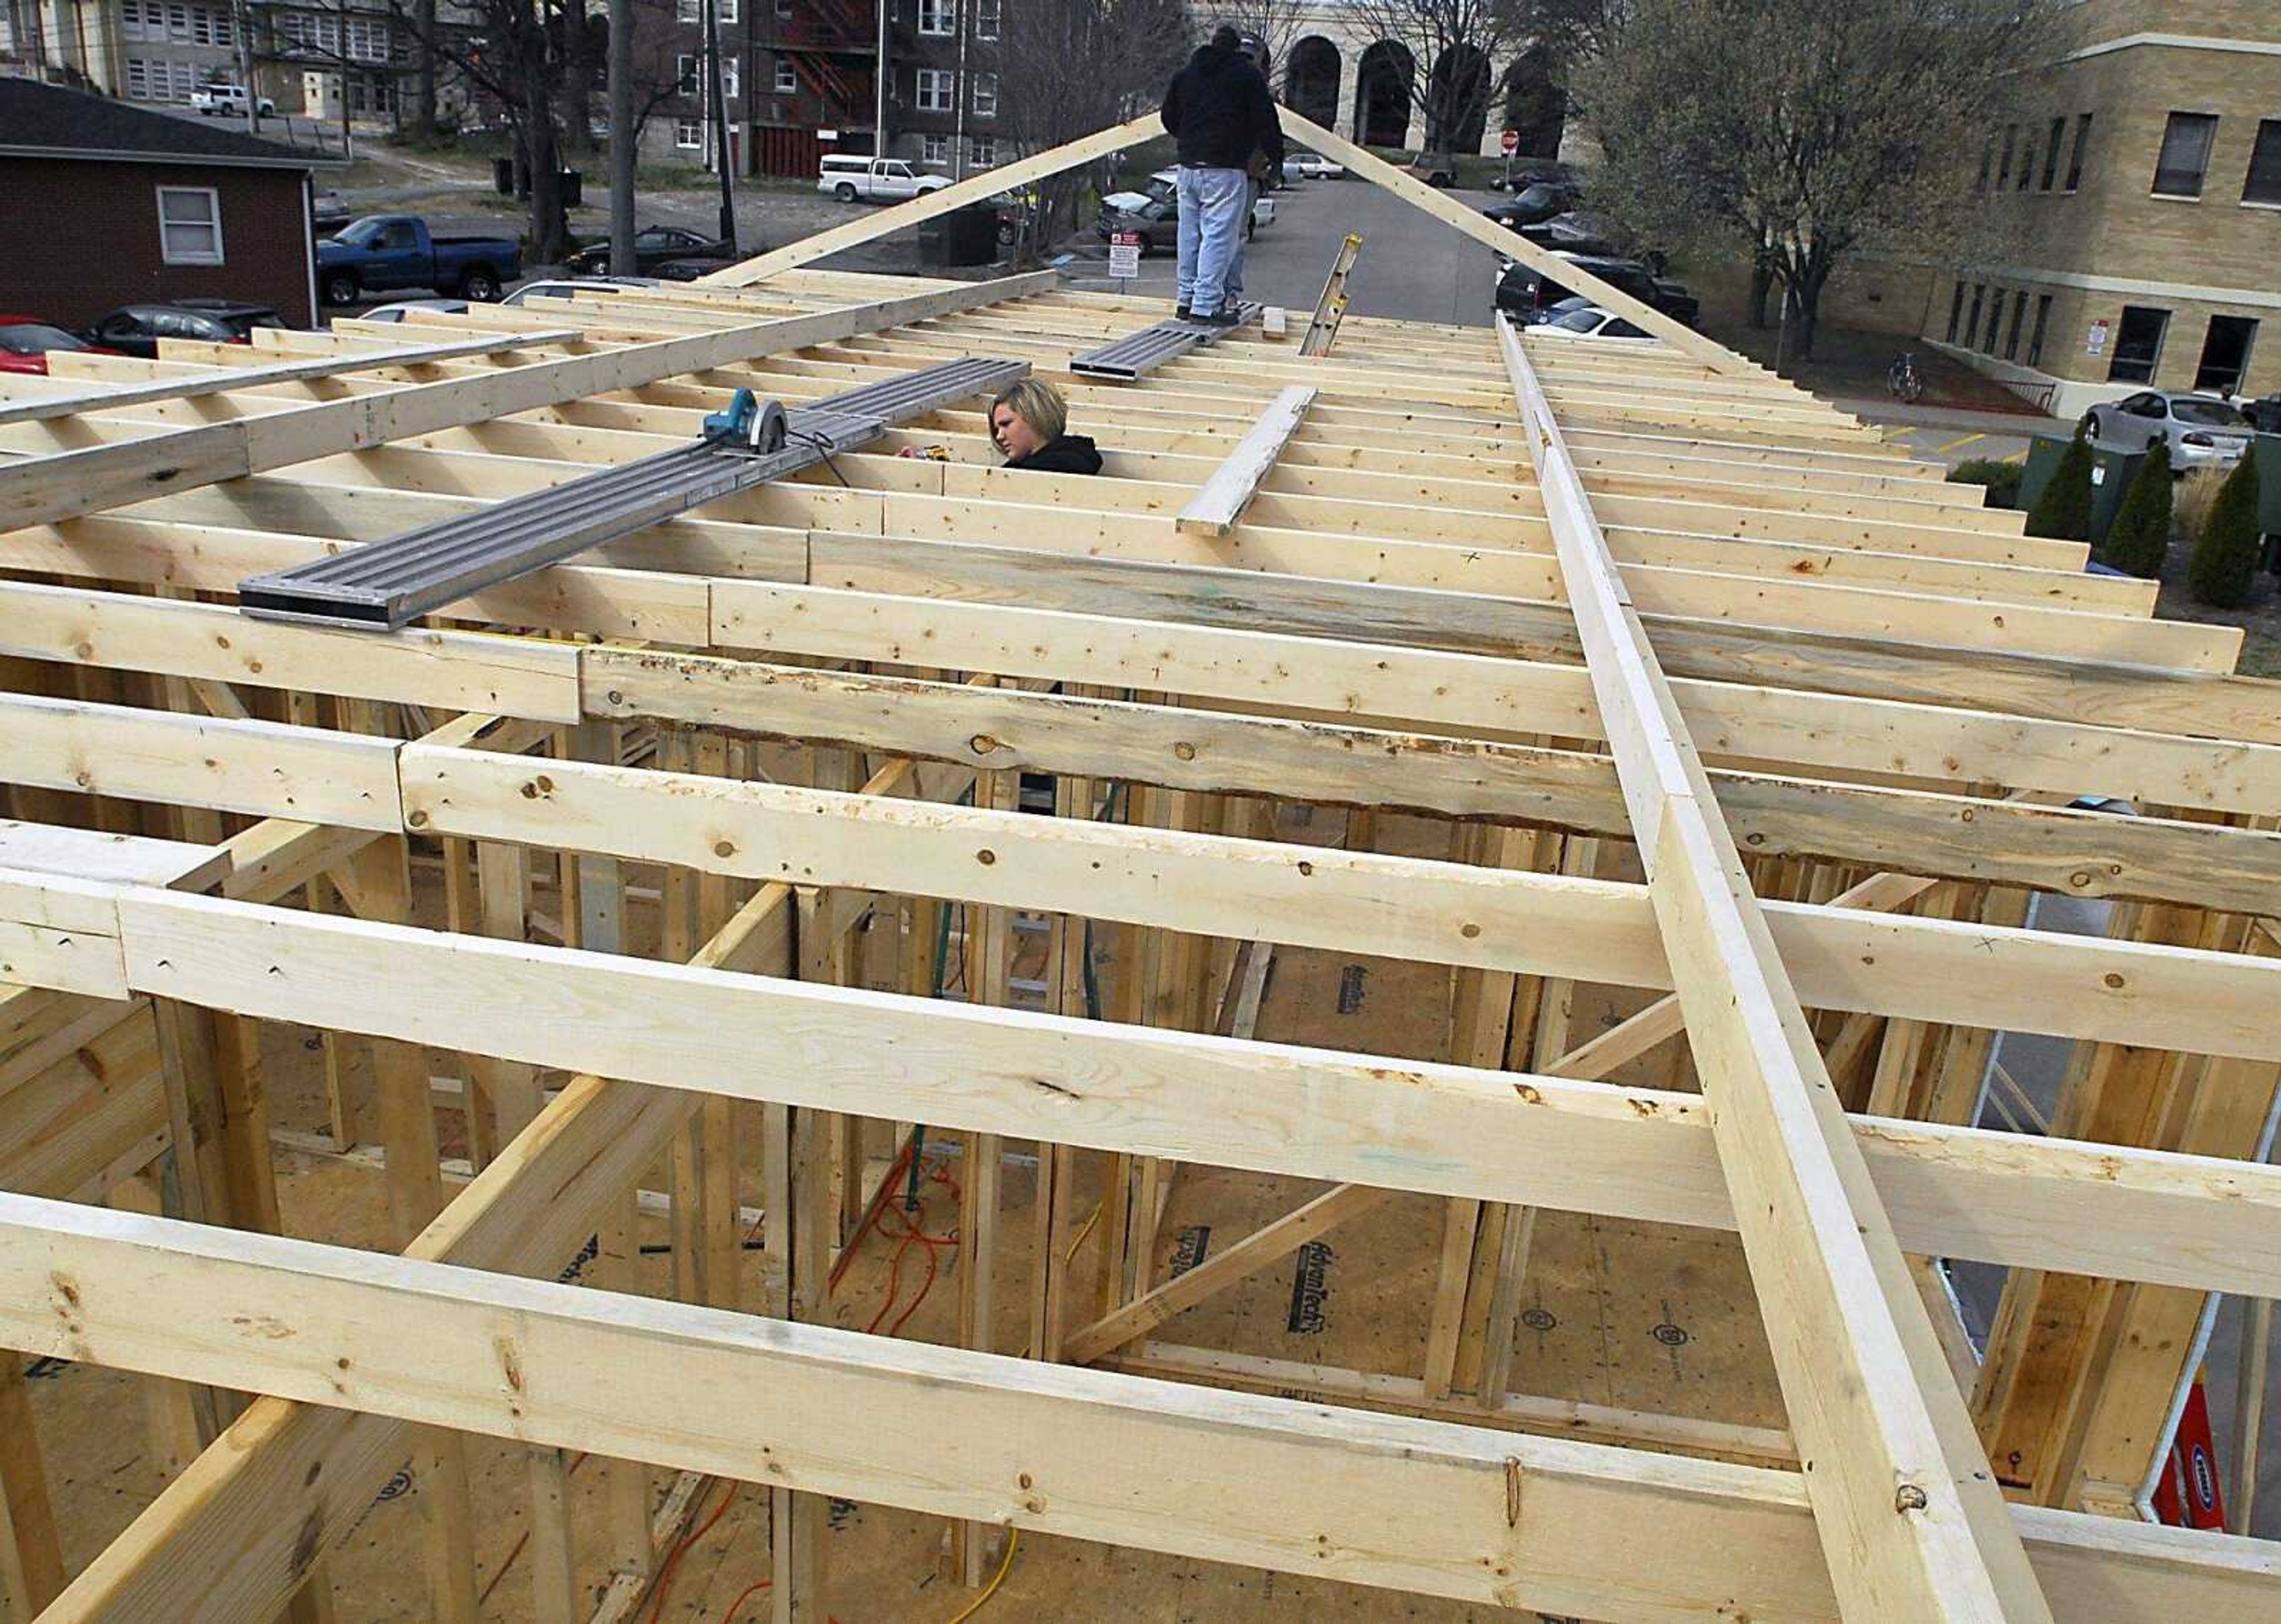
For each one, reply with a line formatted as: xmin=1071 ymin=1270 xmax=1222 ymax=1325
xmin=190 ymin=84 xmax=277 ymax=117
xmin=817 ymin=155 xmax=953 ymax=204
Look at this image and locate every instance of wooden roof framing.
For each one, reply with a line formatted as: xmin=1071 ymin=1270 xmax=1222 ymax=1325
xmin=0 ymin=116 xmax=2277 ymax=1624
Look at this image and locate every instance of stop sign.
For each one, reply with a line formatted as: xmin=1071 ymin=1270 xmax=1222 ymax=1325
xmin=1500 ymin=129 xmax=1519 ymax=155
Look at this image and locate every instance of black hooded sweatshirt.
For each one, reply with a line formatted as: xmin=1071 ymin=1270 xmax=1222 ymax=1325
xmin=1006 ymin=434 xmax=1103 ymax=475
xmin=1160 ymin=42 xmax=1284 ymax=173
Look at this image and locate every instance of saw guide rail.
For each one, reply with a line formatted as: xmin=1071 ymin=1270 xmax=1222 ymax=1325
xmin=0 ymin=110 xmax=2273 ymax=1624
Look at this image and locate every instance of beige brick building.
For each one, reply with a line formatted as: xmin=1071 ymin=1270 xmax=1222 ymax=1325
xmin=1927 ymin=0 xmax=2281 ymax=418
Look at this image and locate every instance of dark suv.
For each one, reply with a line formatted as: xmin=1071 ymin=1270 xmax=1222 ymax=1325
xmin=1493 ymin=255 xmax=1699 ymax=328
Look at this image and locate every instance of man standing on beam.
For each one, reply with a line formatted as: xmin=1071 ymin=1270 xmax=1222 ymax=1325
xmin=1161 ymin=23 xmax=1283 ymax=326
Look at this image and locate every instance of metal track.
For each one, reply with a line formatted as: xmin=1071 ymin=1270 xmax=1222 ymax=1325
xmin=238 ymin=356 xmax=1025 ymax=630
xmin=1070 ymin=303 xmax=1262 ymax=381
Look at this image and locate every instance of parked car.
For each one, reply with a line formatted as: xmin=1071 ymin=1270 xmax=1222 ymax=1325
xmin=988 ymin=187 xmax=1037 ymax=246
xmin=189 ymin=83 xmax=275 ymax=117
xmin=1482 ymin=181 xmax=1580 ymax=231
xmin=82 ymin=300 xmax=284 ymax=358
xmin=2081 ymin=391 xmax=2255 ymax=473
xmin=1097 ymin=191 xmax=1180 ymax=254
xmin=1403 ymin=157 xmax=1457 ymax=188
xmin=312 ymin=188 xmax=353 ymax=233
xmin=1144 ymin=169 xmax=1271 ymax=233
xmin=1524 ymin=305 xmax=1653 ymax=343
xmin=570 ymin=225 xmax=734 ymax=275
xmin=502 ymin=276 xmax=661 ymax=306
xmin=0 ymin=315 xmax=118 ymax=374
xmin=355 ymin=299 xmax=472 ymax=324
xmin=1493 ymin=254 xmax=1699 ymax=327
xmin=1518 ymin=210 xmax=1626 ymax=257
xmin=2239 ymin=394 xmax=2281 ymax=435
xmin=317 ymin=215 xmax=522 ymax=306
xmin=817 ymin=154 xmax=952 ymax=203
xmin=1285 ymin=152 xmax=1345 ymax=181
xmin=1489 ymin=162 xmax=1575 ymax=192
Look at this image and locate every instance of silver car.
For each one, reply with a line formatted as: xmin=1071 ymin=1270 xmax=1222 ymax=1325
xmin=2082 ymin=391 xmax=2254 ymax=473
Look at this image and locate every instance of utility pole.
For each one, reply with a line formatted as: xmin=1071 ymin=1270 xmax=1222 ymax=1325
xmin=607 ymin=0 xmax=634 ymax=272
xmin=704 ymin=0 xmax=735 ymax=249
xmin=871 ymin=0 xmax=886 ymax=160
xmin=233 ymin=0 xmax=259 ymax=134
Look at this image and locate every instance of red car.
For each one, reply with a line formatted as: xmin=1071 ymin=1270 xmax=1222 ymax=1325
xmin=0 ymin=314 xmax=115 ymax=375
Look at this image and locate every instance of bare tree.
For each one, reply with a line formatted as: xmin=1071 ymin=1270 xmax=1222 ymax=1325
xmin=1571 ymin=0 xmax=2075 ymax=361
xmin=990 ymin=0 xmax=1190 ymax=261
xmin=1339 ymin=0 xmax=1527 ymax=160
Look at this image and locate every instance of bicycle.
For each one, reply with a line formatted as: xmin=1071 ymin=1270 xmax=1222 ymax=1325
xmin=1887 ymin=349 xmax=1925 ymax=405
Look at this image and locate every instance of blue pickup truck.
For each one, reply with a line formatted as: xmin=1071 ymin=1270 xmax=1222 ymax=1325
xmin=317 ymin=216 xmax=522 ymax=307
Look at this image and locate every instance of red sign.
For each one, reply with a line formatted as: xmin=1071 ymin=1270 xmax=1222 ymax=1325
xmin=1500 ymin=129 xmax=1519 ymax=155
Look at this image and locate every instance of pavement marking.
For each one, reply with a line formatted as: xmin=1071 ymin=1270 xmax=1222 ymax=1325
xmin=1933 ymin=432 xmax=1985 ymax=453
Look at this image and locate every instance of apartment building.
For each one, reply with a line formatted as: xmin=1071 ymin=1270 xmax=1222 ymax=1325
xmin=647 ymin=0 xmax=999 ymax=179
xmin=1928 ymin=0 xmax=2281 ymax=416
xmin=2 ymin=0 xmax=241 ymax=103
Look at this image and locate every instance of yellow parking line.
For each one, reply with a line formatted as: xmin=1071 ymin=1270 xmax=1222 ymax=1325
xmin=1933 ymin=432 xmax=1985 ymax=454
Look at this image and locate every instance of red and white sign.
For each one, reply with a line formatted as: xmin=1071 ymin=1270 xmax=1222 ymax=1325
xmin=1108 ymin=230 xmax=1142 ymax=280
xmin=2086 ymin=318 xmax=2111 ymax=357
xmin=1500 ymin=129 xmax=1519 ymax=155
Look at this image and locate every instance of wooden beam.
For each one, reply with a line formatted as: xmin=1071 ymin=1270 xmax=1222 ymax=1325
xmin=2 ymin=1192 xmax=2272 ymax=1624
xmin=702 ymin=114 xmax=1161 ymax=287
xmin=1176 ymin=386 xmax=1315 ymax=537
xmin=1502 ymin=317 xmax=2052 ymax=1621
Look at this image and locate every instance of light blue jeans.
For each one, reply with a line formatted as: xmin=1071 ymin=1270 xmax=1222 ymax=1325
xmin=1174 ymin=165 xmax=1247 ymax=315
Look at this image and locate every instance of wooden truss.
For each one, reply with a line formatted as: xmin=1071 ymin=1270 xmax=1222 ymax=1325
xmin=0 ymin=113 xmax=2277 ymax=1624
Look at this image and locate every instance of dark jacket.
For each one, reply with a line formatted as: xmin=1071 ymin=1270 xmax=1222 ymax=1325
xmin=1160 ymin=43 xmax=1284 ymax=173
xmin=1007 ymin=434 xmax=1103 ymax=475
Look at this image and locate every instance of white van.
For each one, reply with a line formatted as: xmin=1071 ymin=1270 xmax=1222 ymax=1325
xmin=817 ymin=154 xmax=952 ymax=204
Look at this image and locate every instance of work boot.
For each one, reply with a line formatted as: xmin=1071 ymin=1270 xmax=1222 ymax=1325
xmin=1195 ymin=307 xmax=1241 ymax=327
xmin=1176 ymin=302 xmax=1192 ymax=319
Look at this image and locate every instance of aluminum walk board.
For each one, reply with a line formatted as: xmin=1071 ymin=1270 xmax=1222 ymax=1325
xmin=1069 ymin=304 xmax=1262 ymax=381
xmin=236 ymin=356 xmax=1026 ymax=631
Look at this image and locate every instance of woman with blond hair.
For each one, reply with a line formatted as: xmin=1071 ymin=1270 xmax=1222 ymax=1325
xmin=987 ymin=378 xmax=1102 ymax=474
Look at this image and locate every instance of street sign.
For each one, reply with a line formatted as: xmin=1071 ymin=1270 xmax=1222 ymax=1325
xmin=1108 ymin=230 xmax=1142 ymax=280
xmin=1500 ymin=129 xmax=1519 ymax=155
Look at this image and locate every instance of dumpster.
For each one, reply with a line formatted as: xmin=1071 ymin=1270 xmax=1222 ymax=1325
xmin=493 ymin=156 xmax=514 ymax=195
xmin=559 ymin=169 xmax=583 ymax=207
xmin=2016 ymin=435 xmax=2145 ymax=547
xmin=919 ymin=204 xmax=1001 ymax=267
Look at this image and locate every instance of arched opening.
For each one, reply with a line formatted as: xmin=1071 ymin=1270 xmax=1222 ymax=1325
xmin=1354 ymin=40 xmax=1414 ymax=149
xmin=1500 ymin=45 xmax=1565 ymax=159
xmin=1427 ymin=44 xmax=1490 ymax=156
xmin=1284 ymin=34 xmax=1341 ymax=130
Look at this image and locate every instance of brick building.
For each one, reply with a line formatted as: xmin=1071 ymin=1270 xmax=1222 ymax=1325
xmin=1926 ymin=0 xmax=2281 ymax=416
xmin=0 ymin=76 xmax=323 ymax=328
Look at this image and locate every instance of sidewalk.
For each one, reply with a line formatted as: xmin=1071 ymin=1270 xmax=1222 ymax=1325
xmin=1830 ymin=397 xmax=2067 ymax=437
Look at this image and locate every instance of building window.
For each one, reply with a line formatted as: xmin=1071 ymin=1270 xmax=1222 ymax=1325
xmin=971 ymin=71 xmax=996 ymax=117
xmin=2004 ymin=290 xmax=2028 ymax=361
xmin=2152 ymin=110 xmax=2218 ymax=198
xmin=915 ymin=68 xmax=953 ymax=112
xmin=1982 ymin=287 xmax=2005 ymax=355
xmin=922 ymin=133 xmax=949 ymax=164
xmin=719 ymin=55 xmax=738 ymax=99
xmin=677 ymin=0 xmax=699 ymax=20
xmin=2244 ymin=119 xmax=2281 ymax=206
xmin=2195 ymin=316 xmax=2258 ymax=394
xmin=1964 ymin=284 xmax=1986 ymax=349
xmin=971 ymin=135 xmax=996 ymax=168
xmin=718 ymin=0 xmax=735 ymax=20
xmin=677 ymin=53 xmax=699 ymax=94
xmin=126 ymin=57 xmax=149 ymax=97
xmin=776 ymin=0 xmax=790 ymax=14
xmin=1975 ymin=131 xmax=1993 ymax=192
xmin=2028 ymin=294 xmax=2053 ymax=368
xmin=775 ymin=56 xmax=797 ymax=92
xmin=156 ymin=185 xmax=223 ymax=265
xmin=675 ymin=118 xmax=702 ymax=149
xmin=974 ymin=0 xmax=999 ymax=37
xmin=2039 ymin=116 xmax=2062 ymax=189
xmin=2015 ymin=128 xmax=2033 ymax=191
xmin=2065 ymin=112 xmax=2092 ymax=191
xmin=918 ymin=0 xmax=953 ymax=34
xmin=1995 ymin=124 xmax=2016 ymax=189
xmin=1945 ymin=280 xmax=1965 ymax=343
xmin=2108 ymin=305 xmax=2170 ymax=383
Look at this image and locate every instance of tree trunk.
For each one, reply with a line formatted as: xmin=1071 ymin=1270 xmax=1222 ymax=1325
xmin=1747 ymin=250 xmax=1773 ymax=329
xmin=414 ymin=0 xmax=437 ymax=139
xmin=522 ymin=67 xmax=567 ymax=263
xmin=607 ymin=0 xmax=635 ymax=275
xmin=1783 ymin=264 xmax=1829 ymax=362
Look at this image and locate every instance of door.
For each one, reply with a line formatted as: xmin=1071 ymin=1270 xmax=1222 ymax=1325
xmin=2194 ymin=315 xmax=2258 ymax=396
xmin=2113 ymin=393 xmax=2166 ymax=451
xmin=367 ymin=221 xmax=426 ymax=289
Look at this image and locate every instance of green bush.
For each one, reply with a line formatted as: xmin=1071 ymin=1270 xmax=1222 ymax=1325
xmin=2025 ymin=424 xmax=2093 ymax=539
xmin=2187 ymin=453 xmax=2264 ymax=608
xmin=2098 ymin=438 xmax=2174 ymax=577
xmin=1948 ymin=457 xmax=2023 ymax=510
